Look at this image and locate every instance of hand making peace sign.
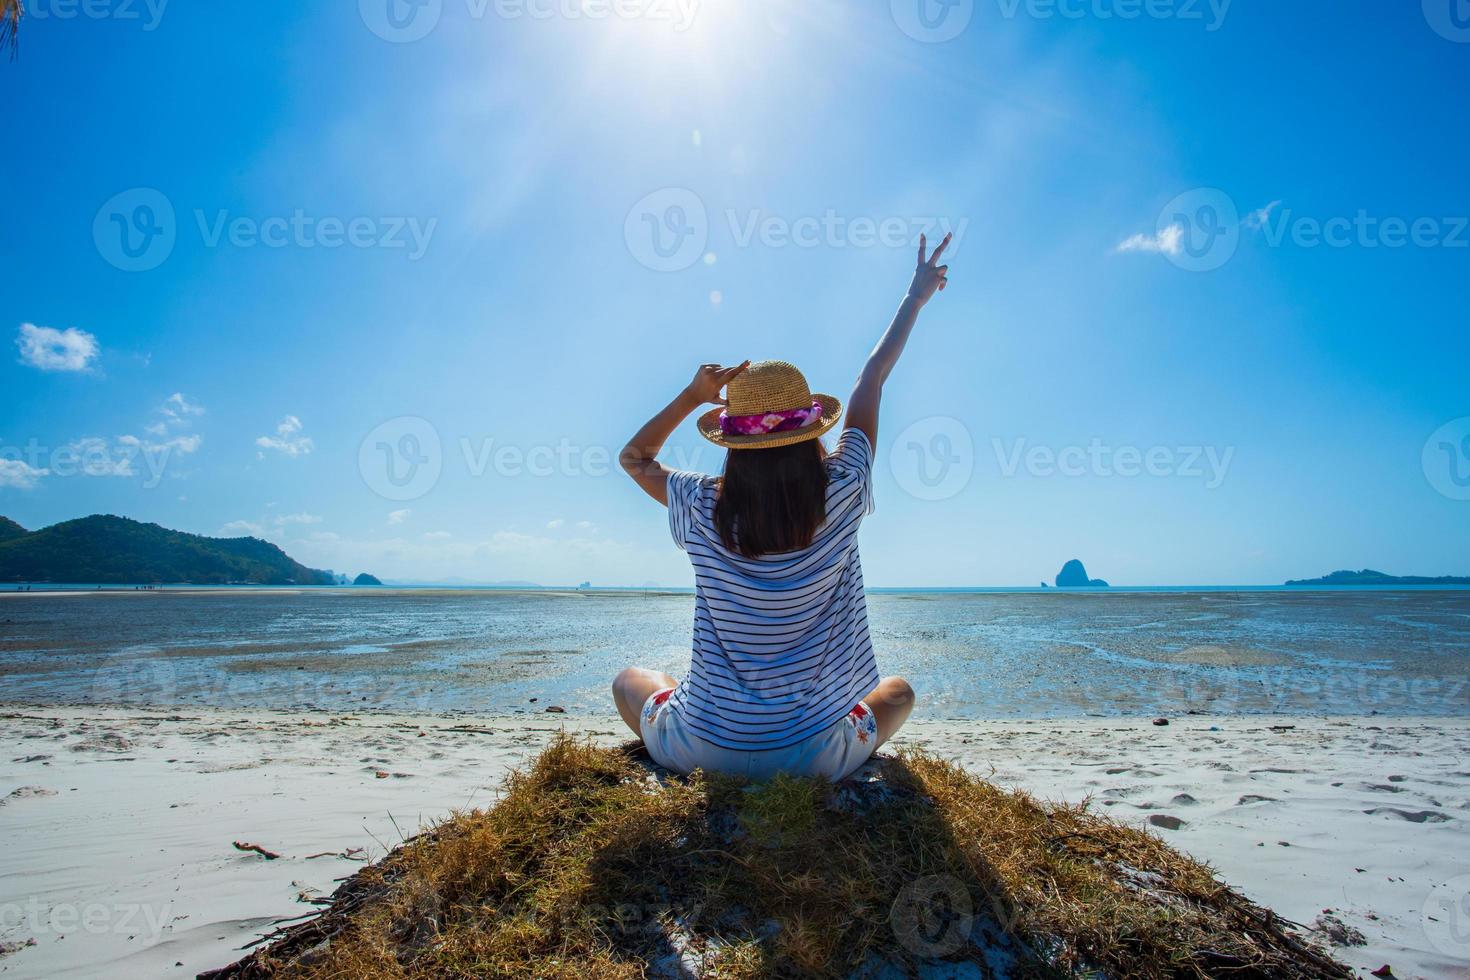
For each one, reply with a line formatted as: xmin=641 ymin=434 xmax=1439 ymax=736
xmin=907 ymin=231 xmax=952 ymax=307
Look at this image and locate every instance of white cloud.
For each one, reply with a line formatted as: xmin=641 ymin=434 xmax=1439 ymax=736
xmin=146 ymin=392 xmax=206 ymax=439
xmin=16 ymin=323 xmax=100 ymax=372
xmin=221 ymin=520 xmax=266 ymax=537
xmin=576 ymin=520 xmax=595 ymax=531
xmin=1115 ymin=224 xmax=1184 ymax=256
xmin=0 ymin=458 xmax=48 ymax=489
xmin=161 ymin=392 xmax=204 ymax=421
xmin=423 ymin=530 xmax=452 ymax=540
xmin=546 ymin=518 xmax=565 ymax=529
xmin=1245 ymin=200 xmax=1282 ymax=230
xmin=65 ymin=437 xmax=136 ymax=477
xmin=388 ymin=508 xmax=411 ymax=525
xmin=41 ymin=424 xmax=200 ymax=488
xmin=256 ymin=415 xmax=314 ymax=458
xmin=221 ymin=512 xmax=322 ymax=539
xmin=149 ymin=434 xmax=202 ymax=456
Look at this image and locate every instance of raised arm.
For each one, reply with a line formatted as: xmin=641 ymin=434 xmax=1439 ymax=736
xmin=844 ymin=232 xmax=952 ymax=448
xmin=619 ymin=361 xmax=749 ymax=505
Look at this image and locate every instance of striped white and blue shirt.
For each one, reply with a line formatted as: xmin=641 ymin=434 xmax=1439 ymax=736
xmin=665 ymin=428 xmax=880 ymax=751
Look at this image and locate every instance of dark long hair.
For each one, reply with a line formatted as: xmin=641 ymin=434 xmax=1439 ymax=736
xmin=713 ymin=440 xmax=829 ymax=558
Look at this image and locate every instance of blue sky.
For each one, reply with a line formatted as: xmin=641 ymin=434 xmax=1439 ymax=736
xmin=2 ymin=0 xmax=1468 ymax=586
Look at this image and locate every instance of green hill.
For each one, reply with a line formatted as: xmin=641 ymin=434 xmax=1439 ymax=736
xmin=0 ymin=514 xmax=336 ymax=585
xmin=0 ymin=516 xmax=27 ymax=544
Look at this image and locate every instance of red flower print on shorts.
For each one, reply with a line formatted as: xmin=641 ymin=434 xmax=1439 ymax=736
xmin=846 ymin=701 xmax=877 ymax=745
xmin=642 ymin=688 xmax=674 ymax=728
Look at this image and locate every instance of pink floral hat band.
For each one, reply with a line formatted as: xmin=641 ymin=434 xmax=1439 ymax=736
xmin=718 ymin=400 xmax=825 ymax=436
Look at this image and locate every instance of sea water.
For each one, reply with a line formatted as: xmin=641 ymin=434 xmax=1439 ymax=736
xmin=1 ymin=588 xmax=1467 ymax=718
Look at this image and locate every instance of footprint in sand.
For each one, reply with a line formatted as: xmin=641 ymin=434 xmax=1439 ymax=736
xmin=1362 ymin=807 xmax=1451 ymax=823
xmin=68 ymin=734 xmax=132 ymax=753
xmin=1 ymin=786 xmax=58 ymax=806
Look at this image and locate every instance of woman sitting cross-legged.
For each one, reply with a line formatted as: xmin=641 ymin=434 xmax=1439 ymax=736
xmin=615 ymin=233 xmax=953 ymax=780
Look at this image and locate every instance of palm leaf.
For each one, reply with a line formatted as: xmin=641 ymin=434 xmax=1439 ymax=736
xmin=0 ymin=0 xmax=21 ymax=58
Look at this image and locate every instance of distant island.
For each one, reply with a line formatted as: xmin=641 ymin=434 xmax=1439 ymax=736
xmin=1285 ymin=569 xmax=1470 ymax=587
xmin=0 ymin=514 xmax=372 ymax=586
xmin=1055 ymin=559 xmax=1109 ymax=588
xmin=353 ymin=573 xmax=383 ymax=586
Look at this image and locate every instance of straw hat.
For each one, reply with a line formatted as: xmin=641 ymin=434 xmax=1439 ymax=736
xmin=696 ymin=360 xmax=842 ymax=450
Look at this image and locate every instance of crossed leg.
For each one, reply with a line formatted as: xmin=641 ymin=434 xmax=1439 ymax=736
xmin=612 ymin=666 xmax=677 ymax=738
xmin=863 ymin=676 xmax=916 ymax=749
xmin=614 ymin=668 xmax=916 ymax=749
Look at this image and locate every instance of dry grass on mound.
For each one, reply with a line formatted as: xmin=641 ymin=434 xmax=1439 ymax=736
xmin=204 ymin=735 xmax=1350 ymax=980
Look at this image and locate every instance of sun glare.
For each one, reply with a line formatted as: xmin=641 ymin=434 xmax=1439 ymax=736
xmin=574 ymin=0 xmax=807 ymax=90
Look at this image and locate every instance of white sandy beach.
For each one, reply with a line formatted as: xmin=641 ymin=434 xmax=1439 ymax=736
xmin=1 ymin=707 xmax=1467 ymax=979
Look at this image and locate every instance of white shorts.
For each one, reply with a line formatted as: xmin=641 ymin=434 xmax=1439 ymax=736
xmin=638 ymin=688 xmax=880 ymax=781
